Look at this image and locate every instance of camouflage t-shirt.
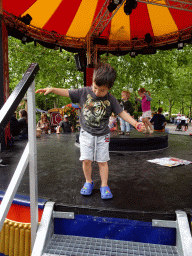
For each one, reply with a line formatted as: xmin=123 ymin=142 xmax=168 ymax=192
xmin=69 ymin=87 xmax=123 ymax=136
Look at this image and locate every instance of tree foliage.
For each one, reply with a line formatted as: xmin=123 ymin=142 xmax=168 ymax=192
xmin=8 ymin=37 xmax=84 ymax=110
xmin=8 ymin=36 xmax=192 ymax=117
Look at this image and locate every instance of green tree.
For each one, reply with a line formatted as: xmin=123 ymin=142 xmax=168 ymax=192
xmin=8 ymin=37 xmax=84 ymax=110
xmin=8 ymin=36 xmax=192 ymax=118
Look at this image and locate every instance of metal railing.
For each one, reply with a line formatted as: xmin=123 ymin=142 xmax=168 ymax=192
xmin=0 ymin=63 xmax=39 ymax=251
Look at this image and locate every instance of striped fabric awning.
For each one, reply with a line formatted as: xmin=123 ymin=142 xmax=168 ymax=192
xmin=3 ymin=0 xmax=192 ymax=53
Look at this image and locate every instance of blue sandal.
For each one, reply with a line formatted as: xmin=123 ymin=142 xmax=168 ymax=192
xmin=100 ymin=186 xmax=113 ymax=199
xmin=80 ymin=182 xmax=94 ymax=195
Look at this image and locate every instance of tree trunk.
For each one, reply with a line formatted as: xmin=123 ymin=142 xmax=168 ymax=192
xmin=168 ymin=99 xmax=172 ymax=119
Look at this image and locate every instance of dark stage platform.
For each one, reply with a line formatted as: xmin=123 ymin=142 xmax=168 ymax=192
xmin=76 ymin=130 xmax=168 ymax=152
xmin=0 ymin=131 xmax=192 ymax=218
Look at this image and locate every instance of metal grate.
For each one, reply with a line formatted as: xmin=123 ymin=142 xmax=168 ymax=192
xmin=43 ymin=234 xmax=179 ymax=256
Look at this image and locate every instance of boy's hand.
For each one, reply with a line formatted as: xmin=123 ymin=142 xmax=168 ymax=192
xmin=135 ymin=122 xmax=145 ymax=132
xmin=35 ymin=88 xmax=53 ymax=95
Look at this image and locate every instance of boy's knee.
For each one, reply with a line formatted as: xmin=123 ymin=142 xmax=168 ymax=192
xmin=83 ymin=160 xmax=92 ymax=166
xmin=98 ymin=162 xmax=108 ymax=167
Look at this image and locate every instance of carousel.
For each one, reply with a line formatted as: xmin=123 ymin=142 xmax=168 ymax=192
xmin=0 ymin=1 xmax=192 ymax=256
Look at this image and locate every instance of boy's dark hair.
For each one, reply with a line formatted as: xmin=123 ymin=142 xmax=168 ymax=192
xmin=93 ymin=63 xmax=116 ymax=89
xmin=19 ymin=109 xmax=28 ymax=118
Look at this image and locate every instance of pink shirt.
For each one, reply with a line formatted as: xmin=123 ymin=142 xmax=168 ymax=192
xmin=142 ymin=96 xmax=151 ymax=112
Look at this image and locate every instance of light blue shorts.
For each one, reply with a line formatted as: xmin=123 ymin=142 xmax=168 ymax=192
xmin=142 ymin=110 xmax=151 ymax=118
xmin=79 ymin=129 xmax=110 ymax=162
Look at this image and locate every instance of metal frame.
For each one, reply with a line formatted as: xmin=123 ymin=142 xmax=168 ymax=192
xmin=27 ymin=80 xmax=39 ymax=249
xmin=153 ymin=210 xmax=192 ymax=256
xmin=0 ymin=63 xmax=39 ymax=252
xmin=138 ymin=0 xmax=192 ymax=12
xmin=88 ymin=0 xmax=126 ymax=38
xmin=0 ymin=143 xmax=29 ymax=231
xmin=32 ymin=202 xmax=55 ymax=256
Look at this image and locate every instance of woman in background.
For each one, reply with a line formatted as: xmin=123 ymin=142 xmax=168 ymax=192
xmin=37 ymin=113 xmax=50 ymax=134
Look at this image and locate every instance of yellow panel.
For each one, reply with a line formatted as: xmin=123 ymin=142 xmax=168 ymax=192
xmin=22 ymin=0 xmax=63 ymax=28
xmin=147 ymin=1 xmax=178 ymax=36
xmin=66 ymin=0 xmax=98 ymax=38
xmin=109 ymin=4 xmax=130 ymax=41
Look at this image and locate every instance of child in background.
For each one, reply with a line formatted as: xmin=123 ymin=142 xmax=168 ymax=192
xmin=119 ymin=90 xmax=134 ymax=135
xmin=18 ymin=109 xmax=28 ymax=139
xmin=37 ymin=113 xmax=50 ymax=134
xmin=109 ymin=113 xmax=117 ymax=132
xmin=137 ymin=88 xmax=153 ymax=133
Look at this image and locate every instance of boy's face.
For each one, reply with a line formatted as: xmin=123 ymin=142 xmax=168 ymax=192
xmin=92 ymin=82 xmax=109 ymax=97
xmin=122 ymin=92 xmax=129 ymax=100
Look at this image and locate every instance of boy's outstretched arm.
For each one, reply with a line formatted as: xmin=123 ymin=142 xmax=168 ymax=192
xmin=35 ymin=88 xmax=69 ymax=97
xmin=118 ymin=111 xmax=144 ymax=132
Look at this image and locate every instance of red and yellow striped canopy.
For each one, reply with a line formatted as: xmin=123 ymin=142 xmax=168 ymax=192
xmin=3 ymin=0 xmax=192 ymax=53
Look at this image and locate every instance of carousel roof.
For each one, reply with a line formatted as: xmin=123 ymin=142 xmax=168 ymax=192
xmin=3 ymin=0 xmax=192 ymax=54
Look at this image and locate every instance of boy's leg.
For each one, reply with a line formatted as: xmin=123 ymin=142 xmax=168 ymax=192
xmin=119 ymin=118 xmax=125 ymax=134
xmin=98 ymin=161 xmax=113 ymax=199
xmin=98 ymin=162 xmax=108 ymax=187
xmin=146 ymin=118 xmax=153 ymax=131
xmin=82 ymin=160 xmax=92 ymax=184
xmin=81 ymin=159 xmax=94 ymax=195
xmin=79 ymin=129 xmax=94 ymax=195
xmin=125 ymin=121 xmax=130 ymax=133
xmin=120 ymin=118 xmax=125 ymax=132
xmin=142 ymin=117 xmax=149 ymax=131
xmin=96 ymin=134 xmax=113 ymax=199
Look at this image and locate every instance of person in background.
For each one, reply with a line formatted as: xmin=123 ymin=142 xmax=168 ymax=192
xmin=18 ymin=109 xmax=28 ymax=139
xmin=150 ymin=107 xmax=167 ymax=132
xmin=10 ymin=113 xmax=21 ymax=137
xmin=56 ymin=115 xmax=72 ymax=133
xmin=119 ymin=90 xmax=134 ymax=135
xmin=109 ymin=113 xmax=118 ymax=132
xmin=185 ymin=116 xmax=189 ymax=131
xmin=37 ymin=113 xmax=50 ymax=134
xmin=180 ymin=114 xmax=187 ymax=132
xmin=136 ymin=88 xmax=153 ymax=133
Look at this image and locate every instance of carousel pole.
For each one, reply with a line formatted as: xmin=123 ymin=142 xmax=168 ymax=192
xmin=0 ymin=0 xmax=10 ymax=151
xmin=85 ymin=33 xmax=94 ymax=87
xmin=94 ymin=44 xmax=98 ymax=66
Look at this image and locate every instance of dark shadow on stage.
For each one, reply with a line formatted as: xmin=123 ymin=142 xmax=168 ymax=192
xmin=0 ymin=131 xmax=192 ymax=217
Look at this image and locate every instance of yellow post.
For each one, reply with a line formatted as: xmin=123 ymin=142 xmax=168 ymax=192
xmin=14 ymin=223 xmax=20 ymax=256
xmin=24 ymin=225 xmax=31 ymax=256
xmin=19 ymin=224 xmax=25 ymax=256
xmin=0 ymin=223 xmax=5 ymax=254
xmin=4 ymin=220 xmax=10 ymax=255
xmin=9 ymin=222 xmax=15 ymax=256
xmin=0 ymin=219 xmax=34 ymax=256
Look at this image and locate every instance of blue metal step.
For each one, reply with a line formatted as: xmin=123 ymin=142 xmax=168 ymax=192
xmin=43 ymin=234 xmax=179 ymax=256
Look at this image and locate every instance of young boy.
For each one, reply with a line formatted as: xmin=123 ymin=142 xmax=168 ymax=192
xmin=36 ymin=63 xmax=144 ymax=199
